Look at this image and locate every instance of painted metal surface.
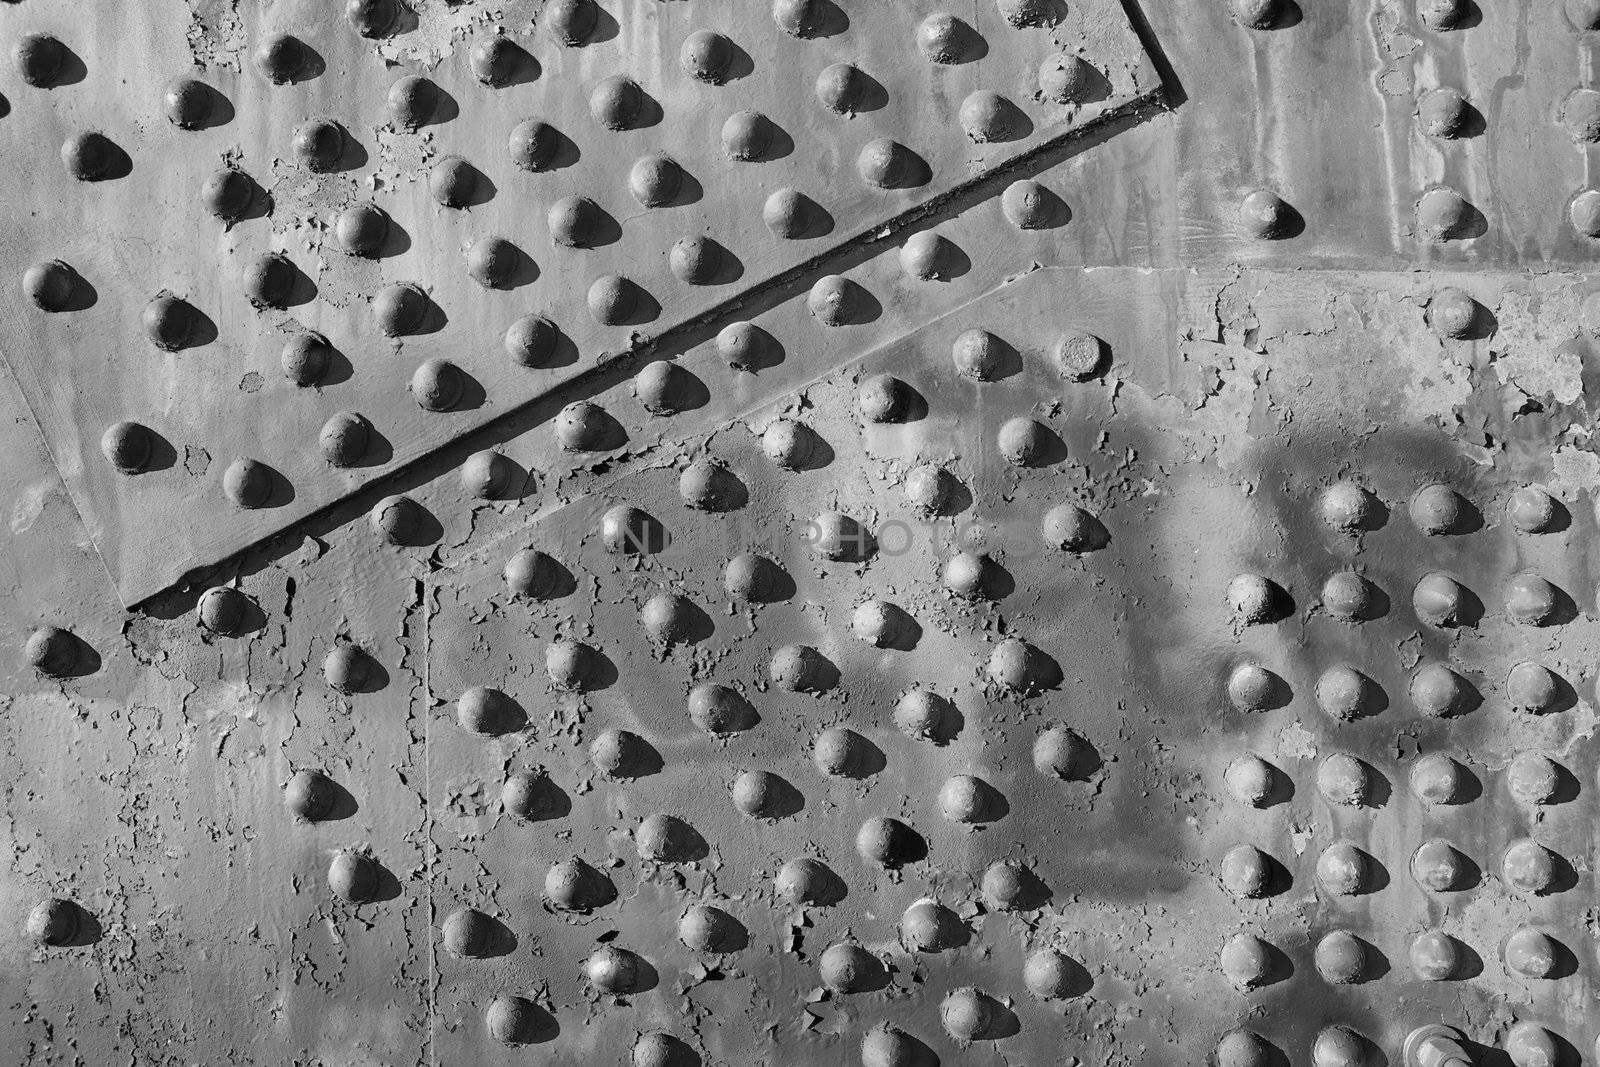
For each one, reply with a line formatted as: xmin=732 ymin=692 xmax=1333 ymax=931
xmin=4 ymin=0 xmax=1600 ymax=1066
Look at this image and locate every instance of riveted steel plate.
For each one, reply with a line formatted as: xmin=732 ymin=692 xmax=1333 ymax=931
xmin=14 ymin=0 xmax=1600 ymax=1065
xmin=0 ymin=0 xmax=1159 ymax=606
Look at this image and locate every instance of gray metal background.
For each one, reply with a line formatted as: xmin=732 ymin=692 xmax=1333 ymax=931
xmin=4 ymin=0 xmax=1600 ymax=1065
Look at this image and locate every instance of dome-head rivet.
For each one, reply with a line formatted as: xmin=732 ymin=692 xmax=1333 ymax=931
xmin=101 ymin=420 xmax=154 ymax=474
xmin=319 ymin=411 xmax=371 ymax=468
xmin=281 ymin=332 xmax=332 ymax=387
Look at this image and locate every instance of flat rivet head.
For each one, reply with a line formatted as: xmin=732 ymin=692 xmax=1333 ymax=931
xmin=101 ymin=420 xmax=153 ymax=474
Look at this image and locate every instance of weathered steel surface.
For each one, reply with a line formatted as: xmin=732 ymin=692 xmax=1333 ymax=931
xmin=6 ymin=0 xmax=1600 ymax=1066
xmin=0 ymin=0 xmax=1157 ymax=605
